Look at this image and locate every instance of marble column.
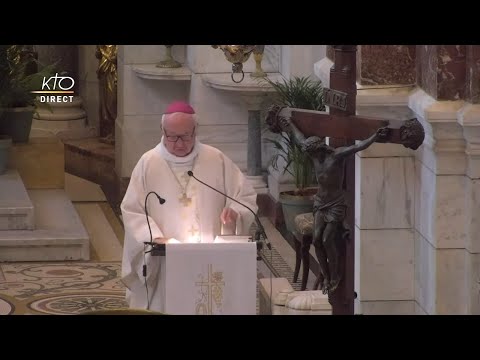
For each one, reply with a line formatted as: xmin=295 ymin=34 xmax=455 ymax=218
xmin=247 ymin=109 xmax=262 ymax=176
xmin=201 ymin=73 xmax=281 ymax=195
xmin=409 ymin=45 xmax=474 ymax=314
xmin=460 ymin=45 xmax=480 ymax=314
xmin=241 ymin=94 xmax=268 ymax=194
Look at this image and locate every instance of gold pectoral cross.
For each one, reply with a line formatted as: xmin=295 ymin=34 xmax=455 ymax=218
xmin=179 ymin=193 xmax=192 ymax=207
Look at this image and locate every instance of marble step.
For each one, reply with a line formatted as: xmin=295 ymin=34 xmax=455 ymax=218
xmin=63 ymin=137 xmax=115 ymax=187
xmin=0 ymin=189 xmax=90 ymax=262
xmin=0 ymin=170 xmax=34 ymax=230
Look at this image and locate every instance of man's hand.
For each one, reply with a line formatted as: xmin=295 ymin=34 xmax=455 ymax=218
xmin=221 ymin=207 xmax=238 ymax=225
xmin=376 ymin=126 xmax=390 ymax=142
xmin=153 ymin=237 xmax=180 ymax=244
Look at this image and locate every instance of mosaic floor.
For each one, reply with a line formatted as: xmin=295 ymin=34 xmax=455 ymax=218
xmin=0 ymin=262 xmax=126 ymax=315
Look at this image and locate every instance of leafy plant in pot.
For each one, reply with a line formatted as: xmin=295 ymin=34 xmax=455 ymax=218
xmin=262 ymin=76 xmax=326 ymax=233
xmin=0 ymin=45 xmax=56 ymax=144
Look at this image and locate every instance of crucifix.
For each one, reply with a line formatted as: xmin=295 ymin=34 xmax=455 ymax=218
xmin=266 ymin=45 xmax=425 ymax=315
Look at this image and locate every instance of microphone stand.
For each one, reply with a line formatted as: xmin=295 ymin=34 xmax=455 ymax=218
xmin=143 ymin=191 xmax=166 ymax=253
xmin=142 ymin=191 xmax=166 ymax=310
xmin=188 ymin=171 xmax=272 ymax=251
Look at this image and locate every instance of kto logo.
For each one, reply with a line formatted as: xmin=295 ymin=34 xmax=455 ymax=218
xmin=31 ymin=73 xmax=75 ymax=103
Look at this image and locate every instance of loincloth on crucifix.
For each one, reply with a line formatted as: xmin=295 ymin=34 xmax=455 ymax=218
xmin=313 ymin=194 xmax=350 ymax=241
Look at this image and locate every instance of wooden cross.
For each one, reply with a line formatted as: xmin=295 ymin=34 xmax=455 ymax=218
xmin=179 ymin=193 xmax=192 ymax=207
xmin=267 ymin=45 xmax=425 ymax=315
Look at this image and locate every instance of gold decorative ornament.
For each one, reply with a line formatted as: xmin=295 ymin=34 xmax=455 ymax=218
xmin=211 ymin=45 xmax=266 ymax=83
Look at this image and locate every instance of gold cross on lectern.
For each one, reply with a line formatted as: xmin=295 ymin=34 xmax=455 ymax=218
xmin=195 ymin=264 xmax=225 ymax=315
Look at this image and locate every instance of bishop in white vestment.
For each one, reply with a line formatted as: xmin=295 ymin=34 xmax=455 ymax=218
xmin=120 ymin=101 xmax=258 ymax=312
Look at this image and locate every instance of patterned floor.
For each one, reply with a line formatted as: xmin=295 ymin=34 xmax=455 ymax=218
xmin=0 ymin=262 xmax=126 ymax=315
xmin=258 ymin=244 xmax=303 ymax=291
xmin=0 ymin=243 xmax=297 ymax=315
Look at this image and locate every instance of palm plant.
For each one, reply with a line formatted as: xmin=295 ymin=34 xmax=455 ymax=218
xmin=0 ymin=45 xmax=57 ymax=142
xmin=263 ymin=76 xmax=325 ymax=195
xmin=0 ymin=45 xmax=57 ymax=110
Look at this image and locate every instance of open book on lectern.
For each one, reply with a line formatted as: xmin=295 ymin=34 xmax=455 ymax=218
xmin=164 ymin=239 xmax=257 ymax=315
xmin=213 ymin=235 xmax=252 ymax=243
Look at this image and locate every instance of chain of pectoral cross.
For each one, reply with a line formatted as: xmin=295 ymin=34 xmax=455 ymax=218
xmin=166 ymin=166 xmax=194 ymax=207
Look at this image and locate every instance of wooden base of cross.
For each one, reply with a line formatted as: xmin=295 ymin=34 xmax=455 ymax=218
xmin=266 ymin=45 xmax=425 ymax=315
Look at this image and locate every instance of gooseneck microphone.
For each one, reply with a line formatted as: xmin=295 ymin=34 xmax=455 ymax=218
xmin=143 ymin=191 xmax=166 ymax=310
xmin=144 ymin=191 xmax=166 ymax=247
xmin=187 ymin=171 xmax=271 ymax=250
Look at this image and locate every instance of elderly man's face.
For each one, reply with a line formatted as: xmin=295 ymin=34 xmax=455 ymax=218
xmin=162 ymin=113 xmax=196 ymax=157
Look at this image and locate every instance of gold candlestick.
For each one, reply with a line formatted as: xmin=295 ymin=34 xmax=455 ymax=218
xmin=250 ymin=45 xmax=266 ymax=78
xmin=156 ymin=45 xmax=181 ymax=68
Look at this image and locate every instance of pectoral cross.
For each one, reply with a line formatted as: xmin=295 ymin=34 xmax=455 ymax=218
xmin=179 ymin=193 xmax=192 ymax=207
xmin=267 ymin=45 xmax=425 ymax=315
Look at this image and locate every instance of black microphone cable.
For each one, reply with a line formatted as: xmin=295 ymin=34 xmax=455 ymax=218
xmin=187 ymin=171 xmax=271 ymax=250
xmin=188 ymin=171 xmax=274 ymax=314
xmin=143 ymin=191 xmax=166 ymax=310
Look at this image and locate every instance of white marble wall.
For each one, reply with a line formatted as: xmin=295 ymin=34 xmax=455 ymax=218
xmin=116 ymin=45 xmax=189 ymax=177
xmin=280 ymin=45 xmax=326 ymax=80
xmin=78 ymin=45 xmax=100 ymax=134
xmin=461 ymin=105 xmax=480 ymax=315
xmin=353 ymin=137 xmax=416 ymax=314
xmin=409 ymin=90 xmax=480 ymax=314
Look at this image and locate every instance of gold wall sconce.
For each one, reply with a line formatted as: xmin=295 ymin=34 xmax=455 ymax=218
xmin=211 ymin=45 xmax=266 ymax=83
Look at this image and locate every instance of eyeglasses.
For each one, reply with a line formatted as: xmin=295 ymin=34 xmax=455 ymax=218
xmin=163 ymin=128 xmax=196 ymax=143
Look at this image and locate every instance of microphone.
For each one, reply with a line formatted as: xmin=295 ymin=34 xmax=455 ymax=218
xmin=144 ymin=191 xmax=166 ymax=246
xmin=187 ymin=171 xmax=271 ymax=250
xmin=142 ymin=191 xmax=166 ymax=310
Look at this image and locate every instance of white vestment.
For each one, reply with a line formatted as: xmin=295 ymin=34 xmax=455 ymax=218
xmin=120 ymin=138 xmax=258 ymax=312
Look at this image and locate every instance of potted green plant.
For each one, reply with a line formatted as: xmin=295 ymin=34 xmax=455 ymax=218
xmin=0 ymin=45 xmax=13 ymax=173
xmin=0 ymin=45 xmax=56 ymax=143
xmin=263 ymin=76 xmax=325 ymax=233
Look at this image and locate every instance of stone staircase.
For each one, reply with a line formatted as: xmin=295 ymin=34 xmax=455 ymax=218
xmin=0 ymin=135 xmax=90 ymax=262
